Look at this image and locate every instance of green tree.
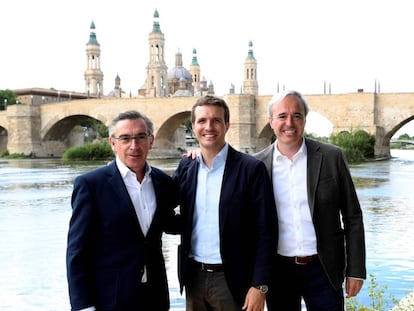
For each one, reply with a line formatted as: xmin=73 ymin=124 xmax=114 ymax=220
xmin=330 ymin=130 xmax=375 ymax=163
xmin=0 ymin=89 xmax=18 ymax=110
xmin=398 ymin=133 xmax=410 ymax=140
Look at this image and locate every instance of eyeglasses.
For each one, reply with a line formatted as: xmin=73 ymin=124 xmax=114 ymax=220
xmin=113 ymin=133 xmax=151 ymax=145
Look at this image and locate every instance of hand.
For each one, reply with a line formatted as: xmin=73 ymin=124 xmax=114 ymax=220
xmin=345 ymin=278 xmax=364 ymax=298
xmin=242 ymin=287 xmax=265 ymax=311
xmin=184 ymin=149 xmax=199 ymax=159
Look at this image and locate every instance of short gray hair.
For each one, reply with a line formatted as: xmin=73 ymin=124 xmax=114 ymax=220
xmin=268 ymin=90 xmax=309 ymax=117
xmin=108 ymin=110 xmax=154 ymax=137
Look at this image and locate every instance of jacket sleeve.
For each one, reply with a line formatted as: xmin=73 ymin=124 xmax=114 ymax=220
xmin=66 ymin=175 xmax=97 ymax=310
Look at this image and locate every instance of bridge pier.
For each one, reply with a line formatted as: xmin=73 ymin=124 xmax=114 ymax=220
xmin=374 ymin=126 xmax=392 ymax=159
xmin=226 ymin=94 xmax=258 ymax=154
xmin=6 ymin=105 xmax=45 ymax=157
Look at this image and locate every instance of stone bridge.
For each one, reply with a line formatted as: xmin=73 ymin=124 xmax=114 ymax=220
xmin=0 ymin=92 xmax=413 ymax=159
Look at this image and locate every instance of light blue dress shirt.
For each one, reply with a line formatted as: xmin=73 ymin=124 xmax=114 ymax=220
xmin=190 ymin=144 xmax=228 ymax=264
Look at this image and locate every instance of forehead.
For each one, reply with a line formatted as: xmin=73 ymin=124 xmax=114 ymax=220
xmin=194 ymin=105 xmax=225 ymax=119
xmin=272 ymin=95 xmax=305 ymax=114
xmin=115 ymin=118 xmax=147 ymax=133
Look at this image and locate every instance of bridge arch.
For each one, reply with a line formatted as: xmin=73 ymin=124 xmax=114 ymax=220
xmin=0 ymin=126 xmax=7 ymax=153
xmin=42 ymin=114 xmax=106 ymax=156
xmin=153 ymin=111 xmax=192 ymax=157
xmin=305 ymin=112 xmax=333 ymax=137
xmin=389 ymin=116 xmax=414 ymax=139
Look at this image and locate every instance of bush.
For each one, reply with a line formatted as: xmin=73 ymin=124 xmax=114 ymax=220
xmin=62 ymin=140 xmax=113 ymax=161
xmin=330 ymin=130 xmax=375 ymax=163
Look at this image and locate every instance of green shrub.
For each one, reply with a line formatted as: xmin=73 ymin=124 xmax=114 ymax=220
xmin=330 ymin=130 xmax=375 ymax=163
xmin=62 ymin=140 xmax=113 ymax=161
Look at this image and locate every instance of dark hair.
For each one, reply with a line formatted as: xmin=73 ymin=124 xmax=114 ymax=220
xmin=109 ymin=110 xmax=154 ymax=137
xmin=191 ymin=95 xmax=230 ymax=123
xmin=268 ymin=90 xmax=309 ymax=117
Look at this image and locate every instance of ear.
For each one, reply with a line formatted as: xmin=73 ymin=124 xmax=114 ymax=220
xmin=149 ymin=135 xmax=154 ymax=148
xmin=108 ymin=137 xmax=116 ymax=152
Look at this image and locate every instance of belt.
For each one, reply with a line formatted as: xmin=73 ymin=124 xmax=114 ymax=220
xmin=281 ymin=255 xmax=318 ymax=265
xmin=190 ymin=259 xmax=224 ymax=272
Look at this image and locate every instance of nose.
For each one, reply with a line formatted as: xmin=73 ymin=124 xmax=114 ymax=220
xmin=285 ymin=115 xmax=294 ymax=126
xmin=205 ymin=120 xmax=214 ymax=129
xmin=129 ymin=138 xmax=141 ymax=148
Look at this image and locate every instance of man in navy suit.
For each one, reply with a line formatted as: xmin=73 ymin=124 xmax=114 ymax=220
xmin=66 ymin=110 xmax=180 ymax=311
xmin=173 ymin=96 xmax=278 ymax=311
xmin=254 ymin=91 xmax=366 ymax=311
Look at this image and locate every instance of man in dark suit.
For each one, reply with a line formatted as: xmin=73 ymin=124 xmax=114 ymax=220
xmin=254 ymin=90 xmax=366 ymax=311
xmin=173 ymin=95 xmax=278 ymax=311
xmin=66 ymin=110 xmax=180 ymax=311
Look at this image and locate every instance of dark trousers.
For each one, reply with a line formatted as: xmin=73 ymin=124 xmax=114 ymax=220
xmin=185 ymin=265 xmax=241 ymax=311
xmin=266 ymin=255 xmax=344 ymax=311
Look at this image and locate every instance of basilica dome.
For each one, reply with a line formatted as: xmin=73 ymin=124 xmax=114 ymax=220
xmin=167 ymin=50 xmax=192 ymax=81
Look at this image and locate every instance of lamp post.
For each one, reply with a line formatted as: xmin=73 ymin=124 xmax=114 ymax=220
xmin=3 ymin=99 xmax=7 ymax=110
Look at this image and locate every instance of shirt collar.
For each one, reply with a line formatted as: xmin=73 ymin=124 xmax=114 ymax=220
xmin=274 ymin=138 xmax=307 ymax=160
xmin=197 ymin=143 xmax=229 ymax=169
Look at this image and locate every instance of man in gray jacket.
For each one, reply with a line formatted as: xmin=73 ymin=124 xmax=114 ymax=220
xmin=254 ymin=90 xmax=366 ymax=311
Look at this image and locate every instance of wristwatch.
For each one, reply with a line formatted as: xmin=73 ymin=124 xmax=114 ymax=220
xmin=255 ymin=285 xmax=268 ymax=294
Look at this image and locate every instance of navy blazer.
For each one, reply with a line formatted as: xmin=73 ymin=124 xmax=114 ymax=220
xmin=254 ymin=138 xmax=366 ymax=290
xmin=66 ymin=161 xmax=180 ymax=311
xmin=173 ymin=145 xmax=278 ymax=305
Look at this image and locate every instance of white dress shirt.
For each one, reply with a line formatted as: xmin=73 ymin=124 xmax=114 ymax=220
xmin=117 ymin=156 xmax=156 ymax=282
xmin=272 ymin=140 xmax=317 ymax=257
xmin=190 ymin=144 xmax=228 ymax=264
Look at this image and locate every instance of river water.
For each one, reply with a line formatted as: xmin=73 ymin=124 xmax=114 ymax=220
xmin=0 ymin=150 xmax=413 ymax=310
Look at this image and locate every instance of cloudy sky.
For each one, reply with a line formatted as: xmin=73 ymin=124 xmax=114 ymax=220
xmin=1 ymin=0 xmax=414 ymax=134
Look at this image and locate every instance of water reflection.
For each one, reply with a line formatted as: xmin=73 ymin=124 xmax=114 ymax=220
xmin=0 ymin=151 xmax=413 ymax=310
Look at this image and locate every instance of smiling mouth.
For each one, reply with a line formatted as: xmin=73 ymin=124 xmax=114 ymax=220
xmin=203 ymin=134 xmax=216 ymax=138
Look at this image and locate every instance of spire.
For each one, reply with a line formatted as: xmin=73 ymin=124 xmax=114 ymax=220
xmin=152 ymin=9 xmax=161 ymax=33
xmin=191 ymin=48 xmax=199 ymax=66
xmin=87 ymin=20 xmax=99 ymax=46
xmin=246 ymin=40 xmax=255 ymax=60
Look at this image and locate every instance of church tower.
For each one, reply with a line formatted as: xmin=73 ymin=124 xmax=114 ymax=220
xmin=145 ymin=9 xmax=168 ymax=97
xmin=243 ymin=41 xmax=258 ymax=95
xmin=84 ymin=21 xmax=104 ymax=96
xmin=189 ymin=48 xmax=201 ymax=94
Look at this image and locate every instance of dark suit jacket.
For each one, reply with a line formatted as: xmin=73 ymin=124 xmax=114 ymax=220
xmin=66 ymin=161 xmax=180 ymax=311
xmin=173 ymin=145 xmax=278 ymax=305
xmin=254 ymin=138 xmax=366 ymax=290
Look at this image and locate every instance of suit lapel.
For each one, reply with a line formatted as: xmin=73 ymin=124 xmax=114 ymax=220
xmin=262 ymin=144 xmax=275 ymax=181
xmin=305 ymin=138 xmax=322 ymax=215
xmin=219 ymin=147 xmax=239 ymax=229
xmin=107 ymin=161 xmax=145 ymax=239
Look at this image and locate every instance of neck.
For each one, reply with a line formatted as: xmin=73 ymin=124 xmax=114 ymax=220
xmin=200 ymin=144 xmax=224 ymax=169
xmin=277 ymin=139 xmax=303 ymax=160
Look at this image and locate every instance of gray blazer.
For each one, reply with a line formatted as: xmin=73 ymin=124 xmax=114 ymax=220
xmin=254 ymin=137 xmax=366 ymax=290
